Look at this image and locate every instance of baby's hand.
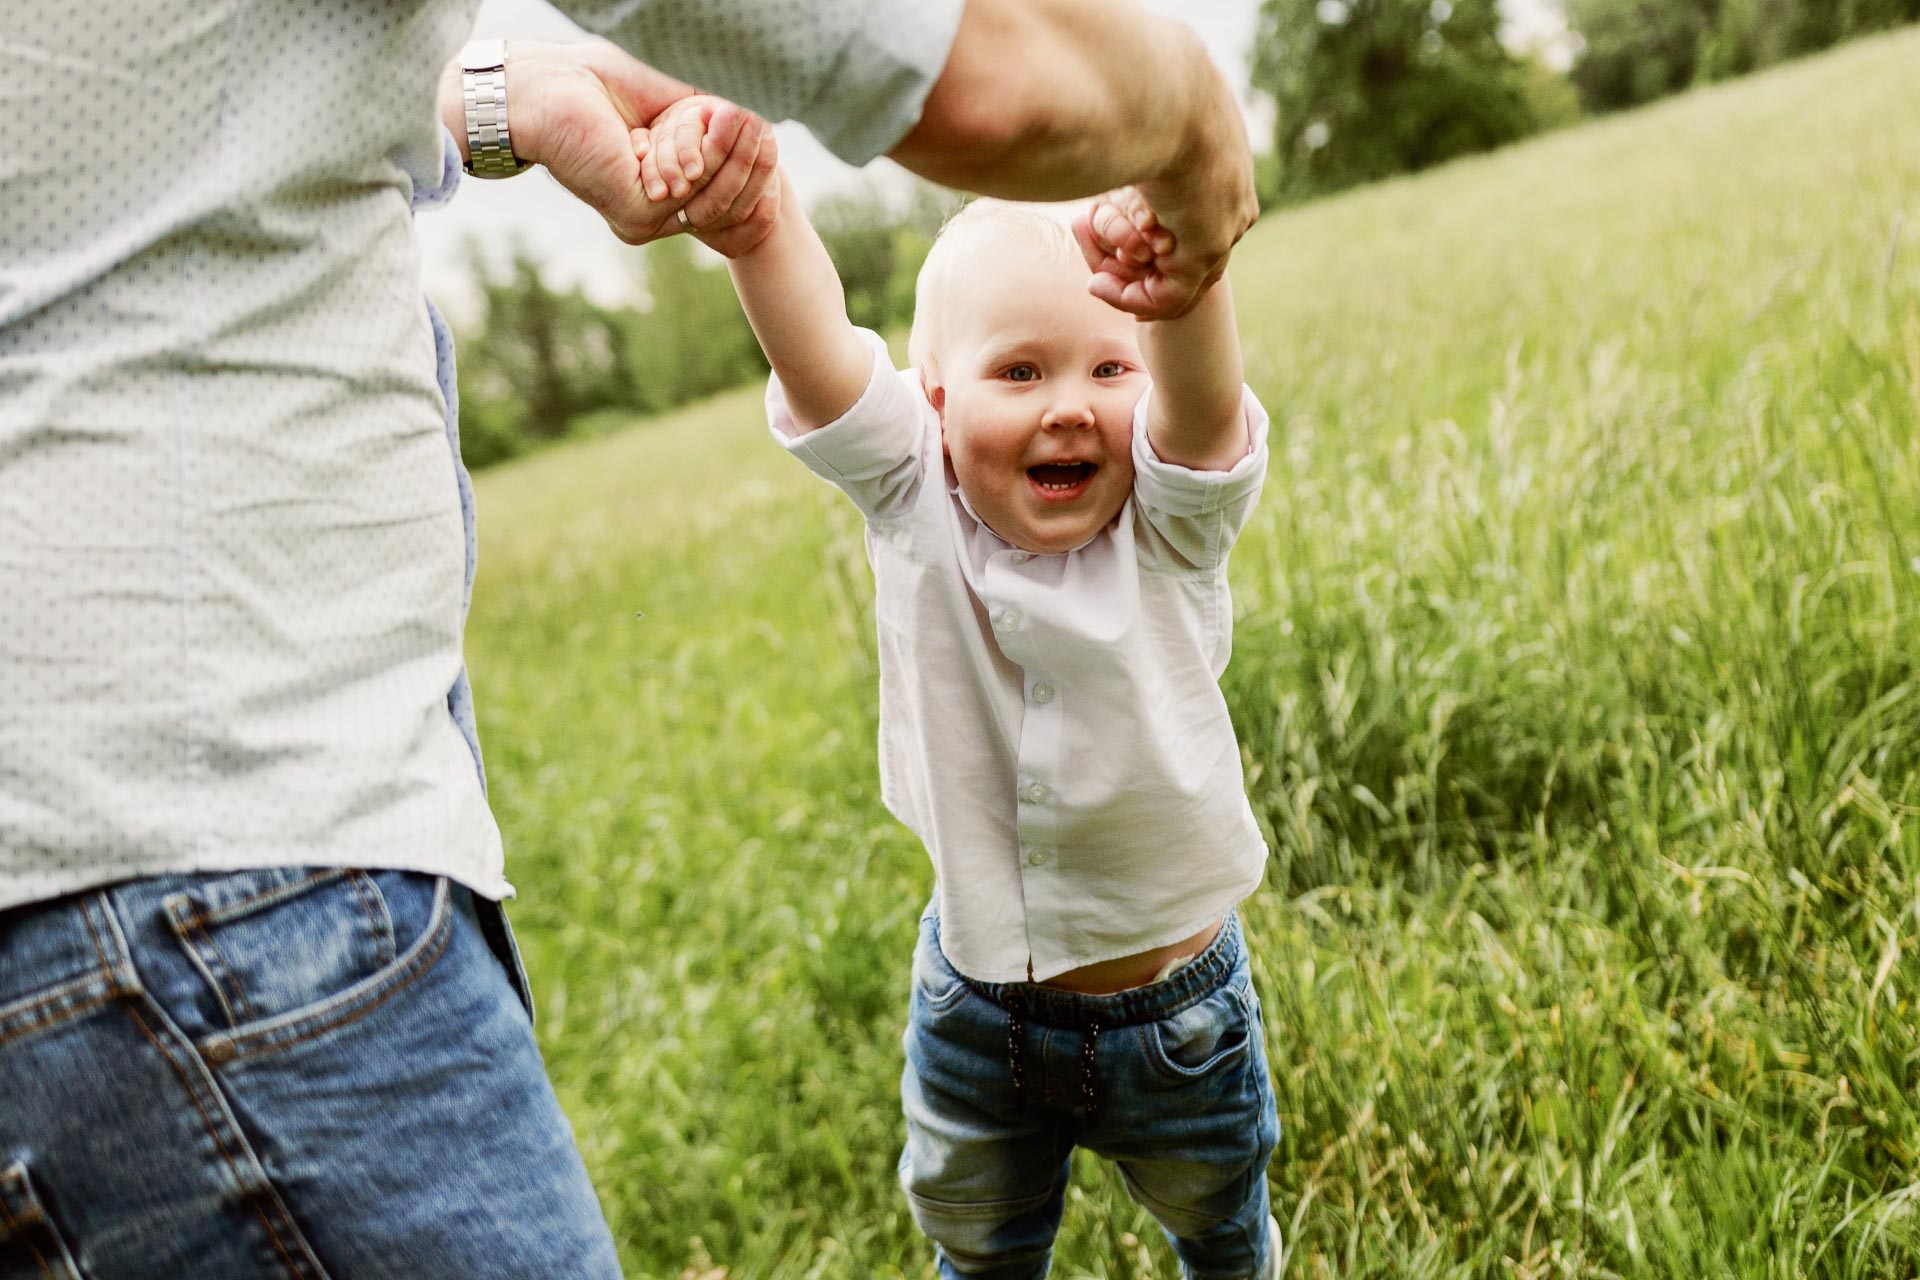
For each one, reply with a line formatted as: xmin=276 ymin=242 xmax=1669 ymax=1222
xmin=1074 ymin=188 xmax=1183 ymax=312
xmin=634 ymin=95 xmax=781 ymax=257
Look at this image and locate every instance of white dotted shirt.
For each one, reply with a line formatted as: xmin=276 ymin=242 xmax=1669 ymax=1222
xmin=1 ymin=0 xmax=962 ymax=912
xmin=770 ymin=332 xmax=1272 ymax=983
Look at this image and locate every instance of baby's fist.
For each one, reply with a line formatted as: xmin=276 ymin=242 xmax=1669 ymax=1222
xmin=633 ymin=97 xmax=781 ymax=257
xmin=1074 ymin=188 xmax=1178 ymax=303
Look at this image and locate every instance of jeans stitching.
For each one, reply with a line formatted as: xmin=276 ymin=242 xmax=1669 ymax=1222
xmin=0 ymin=1164 xmax=79 ymax=1280
xmin=0 ymin=979 xmax=117 ymax=1050
xmin=201 ymin=879 xmax=453 ymax=1065
xmin=345 ymin=871 xmax=396 ymax=969
xmin=0 ymin=1196 xmax=57 ymax=1279
xmin=1139 ymin=986 xmax=1252 ymax=1083
xmin=905 ymin=1183 xmax=1060 ymax=1219
xmin=0 ymin=1176 xmax=54 ymax=1280
xmin=175 ymin=904 xmax=256 ymax=1026
xmin=166 ymin=869 xmax=342 ymax=930
xmin=117 ymin=999 xmax=326 ymax=1279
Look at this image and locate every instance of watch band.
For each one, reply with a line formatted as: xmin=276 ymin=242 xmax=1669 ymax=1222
xmin=461 ymin=39 xmax=531 ymax=178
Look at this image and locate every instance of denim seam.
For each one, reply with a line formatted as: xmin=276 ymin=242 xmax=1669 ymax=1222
xmin=200 ymin=878 xmax=453 ymax=1065
xmin=904 ymin=1183 xmax=1060 ymax=1219
xmin=0 ymin=976 xmax=119 ymax=1049
xmin=1137 ymin=987 xmax=1253 ymax=1084
xmin=345 ymin=871 xmax=396 ymax=969
xmin=168 ymin=869 xmax=343 ymax=929
xmin=93 ymin=893 xmax=328 ymax=1278
xmin=0 ymin=1163 xmax=80 ymax=1280
xmin=0 ymin=1193 xmax=57 ymax=1279
xmin=1116 ymin=1162 xmax=1237 ymax=1238
xmin=170 ymin=903 xmax=256 ymax=1026
xmin=117 ymin=999 xmax=327 ymax=1279
xmin=919 ymin=975 xmax=971 ymax=1015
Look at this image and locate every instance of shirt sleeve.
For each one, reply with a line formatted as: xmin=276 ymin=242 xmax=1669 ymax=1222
xmin=768 ymin=328 xmax=929 ymax=524
xmin=1130 ymin=385 xmax=1272 ymax=573
xmin=547 ymin=0 xmax=966 ymax=166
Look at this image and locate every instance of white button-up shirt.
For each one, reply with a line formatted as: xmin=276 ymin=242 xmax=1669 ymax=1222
xmin=771 ymin=331 xmax=1271 ymax=982
xmin=2 ymin=0 xmax=962 ymax=912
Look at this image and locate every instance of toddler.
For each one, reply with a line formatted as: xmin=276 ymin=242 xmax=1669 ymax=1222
xmin=643 ymin=100 xmax=1282 ymax=1280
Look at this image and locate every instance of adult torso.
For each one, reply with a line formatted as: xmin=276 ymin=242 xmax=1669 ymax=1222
xmin=0 ymin=0 xmax=502 ymax=907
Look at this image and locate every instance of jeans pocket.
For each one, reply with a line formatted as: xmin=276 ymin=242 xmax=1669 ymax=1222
xmin=1142 ymin=982 xmax=1252 ymax=1081
xmin=0 ymin=1160 xmax=82 ymax=1280
xmin=163 ymin=868 xmax=454 ymax=1064
xmin=912 ymin=921 xmax=970 ymax=1015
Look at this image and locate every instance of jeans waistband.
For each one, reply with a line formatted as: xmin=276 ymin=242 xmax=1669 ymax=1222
xmin=951 ymin=911 xmax=1243 ymax=1030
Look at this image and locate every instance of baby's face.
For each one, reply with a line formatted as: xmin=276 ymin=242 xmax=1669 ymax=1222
xmin=929 ymin=247 xmax=1146 ymax=555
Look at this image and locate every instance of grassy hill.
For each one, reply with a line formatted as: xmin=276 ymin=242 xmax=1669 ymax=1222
xmin=468 ymin=27 xmax=1920 ymax=1278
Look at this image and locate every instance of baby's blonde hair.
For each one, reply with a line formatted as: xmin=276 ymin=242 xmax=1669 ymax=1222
xmin=906 ymin=200 xmax=1090 ymax=374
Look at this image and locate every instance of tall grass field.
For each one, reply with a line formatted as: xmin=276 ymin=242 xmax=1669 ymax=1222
xmin=466 ymin=28 xmax=1920 ymax=1278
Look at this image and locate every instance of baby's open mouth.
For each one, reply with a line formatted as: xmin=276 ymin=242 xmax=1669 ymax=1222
xmin=1027 ymin=461 xmax=1096 ymax=492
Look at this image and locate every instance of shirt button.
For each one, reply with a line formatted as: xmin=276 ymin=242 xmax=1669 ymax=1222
xmin=1009 ymin=551 xmax=1033 ymax=564
xmin=995 ymin=609 xmax=1022 ymax=632
xmin=1031 ymin=682 xmax=1055 ymax=705
xmin=1026 ymin=847 xmax=1052 ymax=867
xmin=1020 ymin=782 xmax=1049 ymax=804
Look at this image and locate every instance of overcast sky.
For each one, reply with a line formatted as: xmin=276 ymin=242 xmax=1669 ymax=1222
xmin=418 ymin=0 xmax=1569 ymax=315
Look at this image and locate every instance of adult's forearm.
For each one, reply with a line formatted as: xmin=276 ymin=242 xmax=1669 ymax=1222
xmin=889 ymin=0 xmax=1215 ymax=200
xmin=893 ymin=0 xmax=1256 ymax=320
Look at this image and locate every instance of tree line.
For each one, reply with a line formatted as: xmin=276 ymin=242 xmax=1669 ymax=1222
xmin=454 ymin=0 xmax=1917 ymax=467
xmin=1254 ymin=0 xmax=1920 ymax=203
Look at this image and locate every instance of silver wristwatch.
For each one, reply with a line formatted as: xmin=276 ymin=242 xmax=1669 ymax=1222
xmin=461 ymin=39 xmax=531 ymax=178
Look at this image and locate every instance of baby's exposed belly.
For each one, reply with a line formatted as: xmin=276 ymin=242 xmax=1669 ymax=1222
xmin=1037 ymin=916 xmax=1224 ymax=995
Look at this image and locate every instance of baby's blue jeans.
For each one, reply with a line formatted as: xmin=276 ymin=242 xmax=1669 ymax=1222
xmin=901 ymin=900 xmax=1280 ymax=1279
xmin=0 ymin=867 xmax=621 ymax=1278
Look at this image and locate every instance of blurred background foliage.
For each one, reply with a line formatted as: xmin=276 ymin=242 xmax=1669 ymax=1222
xmin=453 ymin=185 xmax=957 ymax=470
xmin=454 ymin=0 xmax=1919 ymax=467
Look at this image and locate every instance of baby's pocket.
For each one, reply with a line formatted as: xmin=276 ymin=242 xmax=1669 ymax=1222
xmin=911 ymin=914 xmax=972 ymax=1016
xmin=1142 ymin=980 xmax=1255 ymax=1082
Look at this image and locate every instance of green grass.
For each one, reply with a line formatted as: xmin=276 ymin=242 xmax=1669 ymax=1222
xmin=467 ymin=28 xmax=1920 ymax=1278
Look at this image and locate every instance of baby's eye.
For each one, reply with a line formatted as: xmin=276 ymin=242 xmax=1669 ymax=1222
xmin=1094 ymin=361 xmax=1130 ymax=378
xmin=1004 ymin=364 xmax=1039 ymax=383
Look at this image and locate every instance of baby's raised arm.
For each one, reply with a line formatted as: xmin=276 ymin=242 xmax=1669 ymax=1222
xmin=1078 ymin=191 xmax=1248 ymax=471
xmin=646 ymin=101 xmax=871 ymax=433
xmin=717 ymin=182 xmax=874 ymax=432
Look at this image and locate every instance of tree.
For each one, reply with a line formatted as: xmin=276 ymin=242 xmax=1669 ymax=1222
xmin=1252 ymin=0 xmax=1545 ymax=199
xmin=1563 ymin=0 xmax=1716 ymax=111
xmin=1566 ymin=0 xmax=1920 ymax=112
xmin=455 ymin=239 xmax=631 ymax=467
xmin=621 ymin=235 xmax=766 ymax=410
xmin=812 ymin=182 xmax=961 ymax=334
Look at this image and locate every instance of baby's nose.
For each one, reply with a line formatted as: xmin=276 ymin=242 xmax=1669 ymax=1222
xmin=1041 ymin=395 xmax=1096 ymax=429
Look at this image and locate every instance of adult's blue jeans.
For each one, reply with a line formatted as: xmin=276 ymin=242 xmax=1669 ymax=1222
xmin=0 ymin=867 xmax=622 ymax=1279
xmin=900 ymin=902 xmax=1280 ymax=1280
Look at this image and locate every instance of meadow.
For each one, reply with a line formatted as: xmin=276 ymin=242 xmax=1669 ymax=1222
xmin=466 ymin=28 xmax=1920 ymax=1278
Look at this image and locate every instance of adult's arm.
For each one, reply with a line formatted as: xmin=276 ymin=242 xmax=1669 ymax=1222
xmin=437 ymin=42 xmax=779 ymax=249
xmin=891 ymin=0 xmax=1258 ymax=319
xmin=541 ymin=0 xmax=1256 ymax=319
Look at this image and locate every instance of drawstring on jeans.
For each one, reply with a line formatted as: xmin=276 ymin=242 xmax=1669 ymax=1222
xmin=1081 ymin=1021 xmax=1100 ymax=1116
xmin=1006 ymin=992 xmax=1027 ymax=1101
xmin=1005 ymin=995 xmax=1098 ymax=1116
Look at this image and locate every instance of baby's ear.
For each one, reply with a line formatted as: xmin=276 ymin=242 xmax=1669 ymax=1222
xmin=918 ymin=366 xmax=947 ymax=438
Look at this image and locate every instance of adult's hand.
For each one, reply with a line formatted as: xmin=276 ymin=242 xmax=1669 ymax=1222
xmin=1091 ymin=69 xmax=1259 ymax=318
xmin=887 ymin=0 xmax=1258 ymax=320
xmin=437 ymin=40 xmax=779 ymax=252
